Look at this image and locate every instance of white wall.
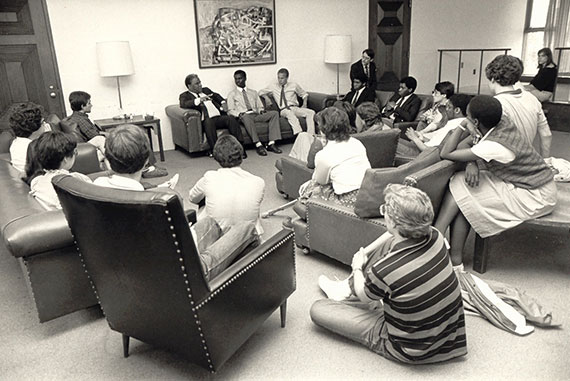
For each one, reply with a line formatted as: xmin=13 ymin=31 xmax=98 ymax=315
xmin=409 ymin=0 xmax=527 ymax=95
xmin=46 ymin=0 xmax=368 ymax=151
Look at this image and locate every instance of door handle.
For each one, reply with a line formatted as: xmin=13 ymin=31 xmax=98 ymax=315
xmin=49 ymin=92 xmax=57 ymax=98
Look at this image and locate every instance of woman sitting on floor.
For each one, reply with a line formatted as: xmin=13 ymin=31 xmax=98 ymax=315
xmin=434 ymin=95 xmax=557 ymax=270
xmin=312 ymin=184 xmax=467 ymax=364
xmin=298 ymin=107 xmax=371 ymax=207
xmin=524 ymin=47 xmax=558 ymax=103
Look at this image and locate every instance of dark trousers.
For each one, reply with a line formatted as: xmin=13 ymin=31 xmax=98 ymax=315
xmin=203 ymin=115 xmax=243 ymax=149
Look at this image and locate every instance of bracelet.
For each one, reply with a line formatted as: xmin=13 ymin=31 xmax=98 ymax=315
xmin=457 ymin=125 xmax=466 ymax=131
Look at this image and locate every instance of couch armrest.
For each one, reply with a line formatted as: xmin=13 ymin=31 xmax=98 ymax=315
xmin=3 ymin=210 xmax=73 ymax=258
xmin=403 ymin=159 xmax=459 ymax=215
xmin=165 ymin=105 xmax=205 ymax=153
xmin=279 ymin=156 xmax=313 ymax=199
xmin=70 ymin=143 xmax=101 ymax=174
xmin=307 ymin=92 xmax=332 ymax=112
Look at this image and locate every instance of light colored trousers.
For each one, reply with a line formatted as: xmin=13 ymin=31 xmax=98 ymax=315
xmin=280 ymin=106 xmax=315 ymax=135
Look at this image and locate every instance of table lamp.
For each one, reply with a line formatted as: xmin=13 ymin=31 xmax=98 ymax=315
xmin=324 ymin=35 xmax=352 ymax=98
xmin=96 ymin=41 xmax=135 ymax=116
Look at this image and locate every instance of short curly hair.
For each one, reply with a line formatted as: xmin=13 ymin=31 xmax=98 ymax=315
xmin=104 ymin=124 xmax=150 ymax=174
xmin=9 ymin=104 xmax=44 ymax=138
xmin=383 ymin=184 xmax=434 ymax=239
xmin=467 ymin=95 xmax=503 ymax=129
xmin=355 ymin=102 xmax=382 ymax=128
xmin=315 ymin=107 xmax=350 ymax=142
xmin=485 ymin=55 xmax=523 ymax=86
xmin=213 ymin=135 xmax=243 ymax=168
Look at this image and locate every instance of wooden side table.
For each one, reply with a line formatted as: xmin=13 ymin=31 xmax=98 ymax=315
xmin=94 ymin=115 xmax=165 ymax=161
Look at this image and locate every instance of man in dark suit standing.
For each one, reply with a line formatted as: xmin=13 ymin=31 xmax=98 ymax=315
xmin=381 ymin=76 xmax=422 ymax=126
xmin=342 ymin=73 xmax=377 ymax=108
xmin=179 ymin=74 xmax=245 ymax=157
xmin=350 ymin=49 xmax=377 ymax=90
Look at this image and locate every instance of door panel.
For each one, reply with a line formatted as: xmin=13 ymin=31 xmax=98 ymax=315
xmin=369 ymin=0 xmax=411 ymax=92
xmin=0 ymin=0 xmax=65 ymax=125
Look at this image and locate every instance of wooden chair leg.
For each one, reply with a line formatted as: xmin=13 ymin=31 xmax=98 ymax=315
xmin=280 ymin=300 xmax=287 ymax=328
xmin=473 ymin=233 xmax=489 ymax=274
xmin=122 ymin=334 xmax=130 ymax=358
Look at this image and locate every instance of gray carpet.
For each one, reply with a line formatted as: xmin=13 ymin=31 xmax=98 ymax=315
xmin=1 ymin=134 xmax=569 ymax=380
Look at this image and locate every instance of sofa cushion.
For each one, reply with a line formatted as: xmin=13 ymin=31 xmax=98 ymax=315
xmin=354 ymin=128 xmax=400 ymax=168
xmin=354 ymin=147 xmax=441 ymax=218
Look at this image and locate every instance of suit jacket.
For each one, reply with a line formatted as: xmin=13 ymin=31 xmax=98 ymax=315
xmin=179 ymin=88 xmax=226 ymax=117
xmin=384 ymin=93 xmax=422 ymax=123
xmin=342 ymin=87 xmax=377 ymax=108
xmin=350 ymin=60 xmax=377 ymax=90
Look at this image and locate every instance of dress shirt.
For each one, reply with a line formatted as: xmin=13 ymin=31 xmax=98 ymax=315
xmin=30 ymin=169 xmax=92 ymax=210
xmin=190 ymin=91 xmax=221 ymax=119
xmin=93 ymin=174 xmax=145 ymax=191
xmin=189 ymin=166 xmax=265 ymax=234
xmin=227 ymin=86 xmax=264 ymax=117
xmin=352 ymin=87 xmax=365 ymax=105
xmin=259 ymin=81 xmax=308 ymax=108
xmin=423 ymin=117 xmax=465 ymax=147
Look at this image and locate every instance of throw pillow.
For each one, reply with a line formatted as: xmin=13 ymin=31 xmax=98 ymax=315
xmin=354 ymin=147 xmax=441 ymax=218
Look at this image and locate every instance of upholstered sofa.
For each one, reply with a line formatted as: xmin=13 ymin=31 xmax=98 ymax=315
xmin=290 ymin=148 xmax=459 ymax=265
xmin=165 ymin=92 xmax=331 ymax=154
xmin=0 ymin=143 xmax=102 ymax=322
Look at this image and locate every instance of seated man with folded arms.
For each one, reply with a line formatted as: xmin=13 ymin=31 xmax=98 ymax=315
xmin=381 ymin=76 xmax=421 ymax=127
xmin=259 ymin=68 xmax=315 ymax=140
xmin=68 ymin=91 xmax=167 ymax=177
xmin=397 ymin=93 xmax=471 ymax=157
xmin=9 ymin=103 xmax=50 ymax=172
xmin=227 ymin=70 xmax=282 ymax=156
xmin=94 ymin=125 xmax=252 ymax=281
xmin=29 ymin=131 xmax=92 ymax=210
xmin=313 ymin=184 xmax=467 ymax=364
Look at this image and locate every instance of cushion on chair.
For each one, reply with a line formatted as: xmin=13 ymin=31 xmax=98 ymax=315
xmin=354 ymin=147 xmax=441 ymax=218
xmin=353 ymin=128 xmax=400 ymax=168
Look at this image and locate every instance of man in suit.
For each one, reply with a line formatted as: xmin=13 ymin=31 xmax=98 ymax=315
xmin=227 ymin=70 xmax=282 ymax=156
xmin=381 ymin=76 xmax=422 ymax=127
xmin=350 ymin=49 xmax=377 ymax=90
xmin=342 ymin=73 xmax=377 ymax=108
xmin=179 ymin=74 xmax=245 ymax=157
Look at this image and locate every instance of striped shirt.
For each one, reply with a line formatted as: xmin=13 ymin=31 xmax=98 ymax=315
xmin=364 ymin=228 xmax=467 ymax=363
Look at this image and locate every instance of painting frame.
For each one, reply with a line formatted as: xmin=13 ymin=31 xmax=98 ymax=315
xmin=193 ymin=0 xmax=277 ymax=69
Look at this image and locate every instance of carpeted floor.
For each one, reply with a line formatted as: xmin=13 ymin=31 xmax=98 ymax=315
xmin=1 ymin=133 xmax=569 ymax=380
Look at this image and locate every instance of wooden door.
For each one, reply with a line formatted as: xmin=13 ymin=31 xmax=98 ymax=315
xmin=369 ymin=0 xmax=411 ymax=92
xmin=0 ymin=0 xmax=65 ymax=118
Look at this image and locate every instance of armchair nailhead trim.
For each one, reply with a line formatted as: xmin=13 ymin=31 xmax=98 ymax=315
xmin=72 ymin=234 xmax=106 ymax=318
xmin=164 ymin=207 xmax=214 ymax=372
xmin=194 ymin=232 xmax=294 ymax=310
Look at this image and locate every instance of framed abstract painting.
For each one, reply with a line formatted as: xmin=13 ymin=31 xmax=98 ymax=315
xmin=193 ymin=0 xmax=276 ymax=68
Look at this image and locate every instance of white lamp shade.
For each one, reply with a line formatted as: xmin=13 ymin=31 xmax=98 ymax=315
xmin=324 ymin=35 xmax=352 ymax=64
xmin=96 ymin=41 xmax=135 ymax=77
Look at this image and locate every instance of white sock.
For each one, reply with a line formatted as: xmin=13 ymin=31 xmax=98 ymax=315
xmin=255 ymin=142 xmax=262 ymax=147
xmin=268 ymin=141 xmax=275 ymax=146
xmin=452 ymin=263 xmax=465 ymax=273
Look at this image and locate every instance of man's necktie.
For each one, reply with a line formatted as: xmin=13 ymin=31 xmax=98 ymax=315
xmin=352 ymin=90 xmax=359 ymax=105
xmin=242 ymin=89 xmax=253 ymax=111
xmin=364 ymin=64 xmax=369 ymax=78
xmin=280 ymin=85 xmax=290 ymax=109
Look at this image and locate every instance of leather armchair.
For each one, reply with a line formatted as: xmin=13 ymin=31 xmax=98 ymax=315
xmin=166 ymin=92 xmax=331 ymax=154
xmin=275 ymin=129 xmax=401 ymax=199
xmin=53 ymin=175 xmax=296 ymax=372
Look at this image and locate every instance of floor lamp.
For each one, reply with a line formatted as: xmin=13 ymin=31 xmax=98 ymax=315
xmin=96 ymin=41 xmax=135 ymax=115
xmin=324 ymin=35 xmax=352 ymax=99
